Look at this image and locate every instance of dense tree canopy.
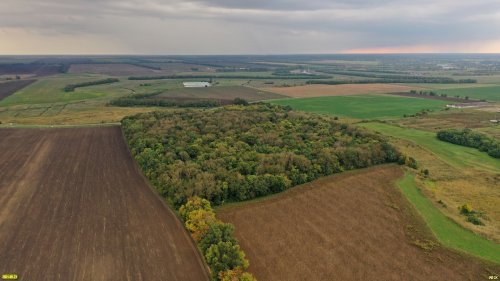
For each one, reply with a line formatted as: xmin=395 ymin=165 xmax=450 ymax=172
xmin=122 ymin=104 xmax=401 ymax=207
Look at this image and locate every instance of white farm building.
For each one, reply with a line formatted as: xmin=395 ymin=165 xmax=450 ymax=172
xmin=183 ymin=82 xmax=211 ymax=88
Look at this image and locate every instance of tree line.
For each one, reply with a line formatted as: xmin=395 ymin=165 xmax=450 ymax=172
xmin=179 ymin=197 xmax=256 ymax=281
xmin=317 ymin=69 xmax=477 ymax=83
xmin=409 ymin=90 xmax=482 ymax=101
xmin=306 ymin=77 xmax=476 ymax=85
xmin=437 ymin=129 xmax=500 ymax=158
xmin=128 ymin=74 xmax=330 ymax=80
xmin=64 ymin=78 xmax=119 ymax=92
xmin=109 ymin=92 xmax=249 ymax=108
xmin=121 ymin=104 xmax=403 ymax=208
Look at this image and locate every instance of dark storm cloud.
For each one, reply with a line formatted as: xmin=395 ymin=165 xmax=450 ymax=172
xmin=0 ymin=0 xmax=499 ymax=54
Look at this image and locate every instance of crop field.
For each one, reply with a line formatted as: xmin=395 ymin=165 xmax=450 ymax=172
xmin=359 ymin=122 xmax=500 ymax=241
xmin=0 ymin=127 xmax=210 ymax=281
xmin=435 ymin=85 xmax=500 ymax=101
xmin=0 ymin=79 xmax=36 ymax=101
xmin=270 ymin=94 xmax=448 ymax=119
xmin=155 ymin=85 xmax=284 ymax=101
xmin=0 ymin=75 xmax=115 ymax=106
xmin=261 ymin=83 xmax=420 ymax=98
xmin=219 ymin=165 xmax=498 ymax=280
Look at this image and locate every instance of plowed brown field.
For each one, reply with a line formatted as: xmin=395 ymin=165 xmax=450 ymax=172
xmin=219 ymin=165 xmax=499 ymax=281
xmin=0 ymin=127 xmax=210 ymax=281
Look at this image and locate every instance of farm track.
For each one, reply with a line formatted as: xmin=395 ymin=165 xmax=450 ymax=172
xmin=0 ymin=127 xmax=210 ymax=281
xmin=219 ymin=165 xmax=499 ymax=281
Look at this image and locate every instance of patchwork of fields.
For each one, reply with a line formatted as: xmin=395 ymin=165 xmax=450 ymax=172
xmin=219 ymin=166 xmax=498 ymax=280
xmin=0 ymin=127 xmax=209 ymax=281
xmin=1 ymin=56 xmax=499 ymax=281
xmin=0 ymin=80 xmax=36 ymax=101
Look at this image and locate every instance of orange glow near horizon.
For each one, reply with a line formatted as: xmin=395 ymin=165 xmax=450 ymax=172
xmin=342 ymin=42 xmax=500 ymax=54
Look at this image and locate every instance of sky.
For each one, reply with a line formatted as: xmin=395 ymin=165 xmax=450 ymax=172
xmin=1 ymin=0 xmax=500 ymax=55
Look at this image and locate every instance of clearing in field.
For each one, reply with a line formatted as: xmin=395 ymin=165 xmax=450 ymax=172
xmin=156 ymin=85 xmax=285 ymax=101
xmin=218 ymin=165 xmax=499 ymax=281
xmin=261 ymin=83 xmax=421 ymax=98
xmin=270 ymin=94 xmax=448 ymax=119
xmin=0 ymin=127 xmax=209 ymax=281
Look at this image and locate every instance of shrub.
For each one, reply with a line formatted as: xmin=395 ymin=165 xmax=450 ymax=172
xmin=467 ymin=215 xmax=484 ymax=226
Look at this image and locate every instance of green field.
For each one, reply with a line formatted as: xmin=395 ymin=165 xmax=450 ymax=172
xmin=397 ymin=173 xmax=500 ymax=264
xmin=436 ymin=85 xmax=500 ymax=101
xmin=359 ymin=122 xmax=500 ymax=172
xmin=270 ymin=95 xmax=449 ymax=119
xmin=156 ymin=86 xmax=284 ymax=101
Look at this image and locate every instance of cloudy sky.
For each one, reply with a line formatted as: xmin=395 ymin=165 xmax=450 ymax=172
xmin=1 ymin=0 xmax=500 ymax=54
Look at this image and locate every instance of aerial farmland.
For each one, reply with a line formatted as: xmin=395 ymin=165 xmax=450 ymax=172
xmin=1 ymin=3 xmax=500 ymax=279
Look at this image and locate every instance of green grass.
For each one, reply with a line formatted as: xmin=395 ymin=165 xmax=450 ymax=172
xmin=156 ymin=86 xmax=284 ymax=101
xmin=269 ymin=95 xmax=449 ymax=119
xmin=397 ymin=173 xmax=500 ymax=264
xmin=0 ymin=75 xmax=110 ymax=106
xmin=436 ymin=85 xmax=500 ymax=101
xmin=359 ymin=122 xmax=500 ymax=173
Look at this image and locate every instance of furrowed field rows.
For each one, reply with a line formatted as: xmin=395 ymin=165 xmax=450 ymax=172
xmin=0 ymin=127 xmax=209 ymax=281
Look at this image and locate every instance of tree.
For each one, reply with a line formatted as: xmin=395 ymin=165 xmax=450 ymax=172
xmin=234 ymin=98 xmax=249 ymax=106
xmin=205 ymin=241 xmax=249 ymax=280
xmin=179 ymin=196 xmax=212 ymax=221
xmin=219 ymin=267 xmax=257 ymax=281
xmin=199 ymin=222 xmax=237 ymax=253
xmin=185 ymin=209 xmax=216 ymax=242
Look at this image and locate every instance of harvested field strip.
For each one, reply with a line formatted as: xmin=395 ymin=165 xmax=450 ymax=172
xmin=397 ymin=173 xmax=500 ymax=264
xmin=0 ymin=127 xmax=210 ymax=281
xmin=0 ymin=79 xmax=36 ymax=101
xmin=219 ymin=166 xmax=498 ymax=281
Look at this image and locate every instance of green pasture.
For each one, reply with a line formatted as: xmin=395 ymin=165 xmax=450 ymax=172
xmin=270 ymin=95 xmax=448 ymax=119
xmin=435 ymin=85 xmax=500 ymax=101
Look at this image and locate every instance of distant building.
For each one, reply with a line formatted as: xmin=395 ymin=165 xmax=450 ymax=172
xmin=183 ymin=82 xmax=211 ymax=88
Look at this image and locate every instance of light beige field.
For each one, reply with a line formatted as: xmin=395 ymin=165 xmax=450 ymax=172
xmin=262 ymin=83 xmax=423 ymax=98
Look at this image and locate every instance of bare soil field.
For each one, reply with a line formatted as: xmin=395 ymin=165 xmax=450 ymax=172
xmin=0 ymin=79 xmax=36 ymax=101
xmin=157 ymin=85 xmax=284 ymax=101
xmin=0 ymin=64 xmax=61 ymax=76
xmin=68 ymin=63 xmax=166 ymax=76
xmin=0 ymin=127 xmax=210 ymax=281
xmin=261 ymin=83 xmax=423 ymax=98
xmin=219 ymin=165 xmax=499 ymax=281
